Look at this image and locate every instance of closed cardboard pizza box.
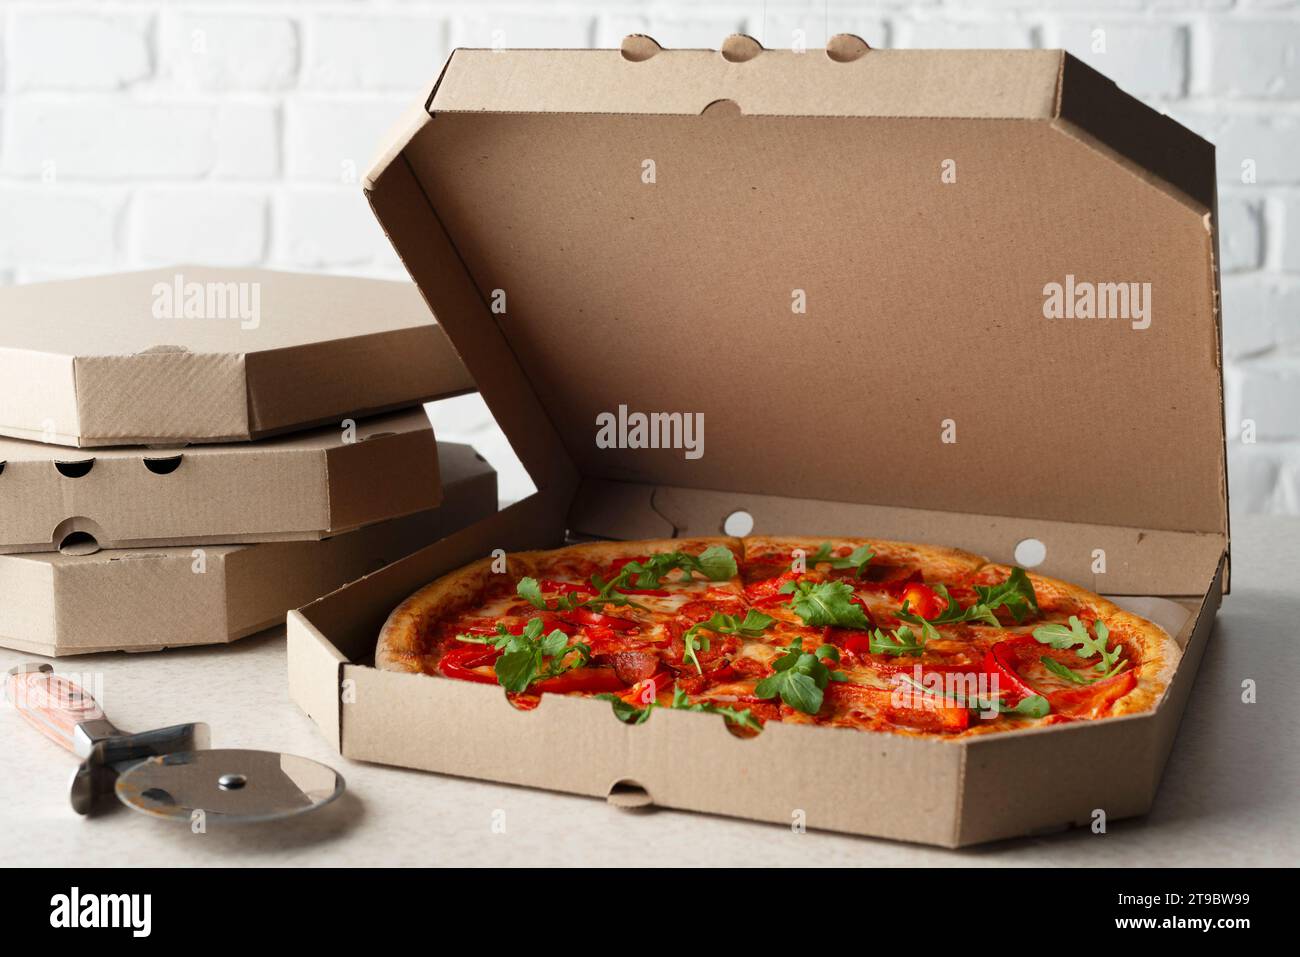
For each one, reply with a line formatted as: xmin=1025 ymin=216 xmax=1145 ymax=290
xmin=0 ymin=442 xmax=496 ymax=656
xmin=0 ymin=267 xmax=474 ymax=448
xmin=0 ymin=408 xmax=442 ymax=554
xmin=289 ymin=38 xmax=1228 ymax=847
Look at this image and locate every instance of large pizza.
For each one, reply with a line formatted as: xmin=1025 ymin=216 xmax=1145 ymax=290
xmin=376 ymin=537 xmax=1180 ymax=737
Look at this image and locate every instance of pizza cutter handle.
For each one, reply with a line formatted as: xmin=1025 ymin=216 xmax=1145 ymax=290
xmin=4 ymin=663 xmax=120 ymax=758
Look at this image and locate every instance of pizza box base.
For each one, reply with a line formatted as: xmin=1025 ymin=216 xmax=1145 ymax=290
xmin=288 ymin=490 xmax=1224 ymax=848
xmin=4 ymin=443 xmax=496 ymax=657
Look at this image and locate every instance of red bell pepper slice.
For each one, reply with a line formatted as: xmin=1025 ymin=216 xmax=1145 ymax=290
xmin=897 ymin=582 xmax=945 ymax=620
xmin=982 ymin=635 xmax=1042 ymax=703
xmin=1047 ymin=668 xmax=1137 ymax=718
xmin=828 ymin=629 xmax=875 ymax=658
xmin=439 ymin=645 xmax=502 ymax=685
xmin=530 ymin=667 xmax=628 ymax=695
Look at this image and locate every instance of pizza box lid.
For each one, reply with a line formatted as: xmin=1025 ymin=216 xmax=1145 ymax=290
xmin=0 ymin=407 xmax=442 ymax=554
xmin=0 ymin=266 xmax=475 ymax=448
xmin=0 ymin=441 xmax=498 ymax=656
xmin=364 ymin=37 xmax=1227 ymax=582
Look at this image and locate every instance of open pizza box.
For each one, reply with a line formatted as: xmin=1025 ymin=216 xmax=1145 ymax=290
xmin=0 ymin=408 xmax=442 ymax=555
xmin=288 ymin=36 xmax=1228 ymax=847
xmin=1 ymin=443 xmax=496 ymax=657
xmin=0 ymin=266 xmax=474 ymax=448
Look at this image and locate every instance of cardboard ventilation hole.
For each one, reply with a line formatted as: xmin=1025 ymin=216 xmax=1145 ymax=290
xmin=606 ymin=780 xmax=654 ymax=810
xmin=288 ymin=41 xmax=1228 ymax=847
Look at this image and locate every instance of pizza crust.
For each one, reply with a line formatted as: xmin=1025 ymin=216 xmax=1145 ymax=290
xmin=744 ymin=535 xmax=986 ymax=580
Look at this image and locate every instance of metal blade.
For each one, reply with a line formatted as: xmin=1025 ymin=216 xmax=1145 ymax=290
xmin=114 ymin=749 xmax=344 ymax=824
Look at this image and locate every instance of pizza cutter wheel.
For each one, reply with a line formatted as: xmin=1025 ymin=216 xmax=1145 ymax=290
xmin=6 ymin=663 xmax=344 ymax=823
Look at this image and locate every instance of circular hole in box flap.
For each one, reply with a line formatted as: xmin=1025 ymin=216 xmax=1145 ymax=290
xmin=722 ymin=509 xmax=754 ymax=537
xmin=1014 ymin=538 xmax=1047 ymax=568
xmin=826 ymin=34 xmax=871 ymax=63
xmin=143 ymin=455 xmax=182 ymax=475
xmin=53 ymin=517 xmax=105 ymax=556
xmin=54 ymin=459 xmax=95 ymax=479
xmin=620 ymin=34 xmax=662 ymax=62
xmin=58 ymin=531 xmax=101 ymax=557
xmin=701 ymin=98 xmax=742 ymax=118
xmin=606 ymin=779 xmax=654 ymax=809
xmin=0 ymin=461 xmax=5 ymax=476
xmin=720 ymin=34 xmax=763 ymax=63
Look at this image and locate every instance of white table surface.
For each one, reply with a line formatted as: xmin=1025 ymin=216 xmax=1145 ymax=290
xmin=2 ymin=515 xmax=1296 ymax=867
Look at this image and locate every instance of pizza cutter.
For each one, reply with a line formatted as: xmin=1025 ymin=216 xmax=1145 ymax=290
xmin=5 ymin=663 xmax=344 ymax=823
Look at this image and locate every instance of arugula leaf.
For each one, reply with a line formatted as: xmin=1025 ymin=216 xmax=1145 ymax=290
xmin=1039 ymin=655 xmax=1093 ymax=685
xmin=453 ymin=622 xmax=513 ymax=649
xmin=868 ymin=625 xmax=926 ymax=656
xmin=1032 ymin=615 xmax=1127 ymax=680
xmin=517 ymin=574 xmax=643 ymax=614
xmin=893 ymin=570 xmax=1040 ymax=638
xmin=801 ymin=543 xmax=875 ymax=578
xmin=779 ymin=579 xmax=871 ymax=629
xmin=517 ymin=577 xmax=547 ymax=610
xmin=595 ymin=686 xmax=763 ymax=732
xmin=456 ymin=617 xmax=590 ymax=693
xmin=680 ymin=609 xmax=774 ymax=675
xmin=669 ymin=687 xmax=764 ymax=732
xmin=595 ymin=693 xmax=656 ymax=725
xmin=897 ymin=674 xmax=1051 ymax=718
xmin=894 ymin=599 xmax=944 ymax=643
xmin=972 ymin=567 xmax=1040 ymax=623
xmin=1006 ymin=694 xmax=1052 ymax=718
xmin=522 ymin=548 xmax=737 ymax=617
xmin=928 ymin=584 xmax=998 ymax=627
xmin=753 ymin=639 xmax=845 ymax=714
xmin=616 ymin=547 xmax=738 ymax=591
xmin=694 ymin=545 xmax=740 ymax=582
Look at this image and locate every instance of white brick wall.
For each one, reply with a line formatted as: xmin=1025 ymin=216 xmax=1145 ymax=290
xmin=0 ymin=0 xmax=1296 ymax=514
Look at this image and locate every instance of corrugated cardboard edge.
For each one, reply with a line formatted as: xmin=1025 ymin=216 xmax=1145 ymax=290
xmin=74 ymin=350 xmax=250 ymax=447
xmin=322 ymin=417 xmax=444 ymax=532
xmin=242 ymin=323 xmax=474 ymax=442
xmin=0 ymin=348 xmax=80 ymax=445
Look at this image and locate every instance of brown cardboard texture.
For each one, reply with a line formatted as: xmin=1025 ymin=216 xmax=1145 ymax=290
xmin=288 ymin=42 xmax=1228 ymax=846
xmin=0 ymin=267 xmax=474 ymax=448
xmin=0 ymin=408 xmax=442 ymax=554
xmin=1 ymin=443 xmax=496 ymax=656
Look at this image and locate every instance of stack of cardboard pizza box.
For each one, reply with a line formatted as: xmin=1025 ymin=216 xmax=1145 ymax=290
xmin=0 ymin=266 xmax=496 ymax=657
